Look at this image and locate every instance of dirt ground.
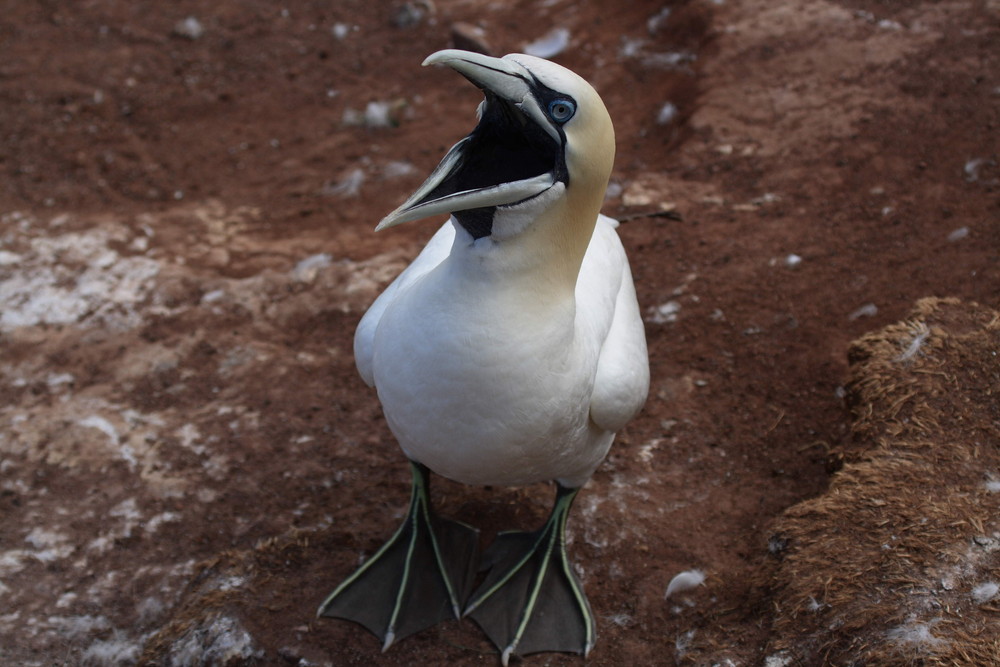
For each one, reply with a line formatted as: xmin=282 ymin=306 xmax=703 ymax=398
xmin=0 ymin=0 xmax=997 ymax=665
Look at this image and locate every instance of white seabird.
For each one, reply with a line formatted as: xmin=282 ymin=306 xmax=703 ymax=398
xmin=318 ymin=49 xmax=649 ymax=665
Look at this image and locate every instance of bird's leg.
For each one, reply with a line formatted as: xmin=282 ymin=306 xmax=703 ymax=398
xmin=317 ymin=461 xmax=479 ymax=651
xmin=464 ymin=484 xmax=594 ymax=665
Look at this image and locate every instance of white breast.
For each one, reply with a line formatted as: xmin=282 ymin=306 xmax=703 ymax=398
xmin=359 ymin=215 xmax=647 ymax=488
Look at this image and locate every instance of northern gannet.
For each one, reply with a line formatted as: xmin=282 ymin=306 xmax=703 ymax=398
xmin=318 ymin=49 xmax=649 ymax=664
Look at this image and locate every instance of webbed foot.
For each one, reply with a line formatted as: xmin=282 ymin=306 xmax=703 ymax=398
xmin=318 ymin=461 xmax=479 ymax=650
xmin=464 ymin=485 xmax=594 ymax=665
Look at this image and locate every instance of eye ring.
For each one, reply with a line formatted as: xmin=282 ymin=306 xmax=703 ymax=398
xmin=547 ymin=98 xmax=576 ymax=123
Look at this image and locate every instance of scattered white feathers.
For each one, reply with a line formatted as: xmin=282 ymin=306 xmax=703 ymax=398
xmin=342 ymin=101 xmax=399 ymax=128
xmin=79 ymin=415 xmax=120 ymax=444
xmin=886 ymin=618 xmax=946 ymax=648
xmin=964 ymin=157 xmax=996 ymax=182
xmin=523 ymin=28 xmax=570 ymax=58
xmin=895 ymin=322 xmax=930 ymax=362
xmin=81 ymin=634 xmax=142 ymax=666
xmin=674 ymin=629 xmax=696 ymax=658
xmin=972 ymin=581 xmax=999 ymax=603
xmin=764 ymin=652 xmax=794 ymax=667
xmin=849 ymin=303 xmax=878 ymax=320
xmin=647 ymin=8 xmax=672 ymax=34
xmin=324 ymin=168 xmax=365 ymax=197
xmin=168 ymin=615 xmax=263 ymax=664
xmin=382 ymin=160 xmax=417 ymax=179
xmin=665 ymin=569 xmax=706 ymax=598
xmin=292 ymin=253 xmax=333 ymax=282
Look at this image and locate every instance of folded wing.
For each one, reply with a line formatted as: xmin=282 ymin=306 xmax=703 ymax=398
xmin=582 ymin=215 xmax=649 ymax=432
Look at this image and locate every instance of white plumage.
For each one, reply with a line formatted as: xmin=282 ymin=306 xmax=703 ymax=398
xmin=356 ymin=211 xmax=647 ymax=487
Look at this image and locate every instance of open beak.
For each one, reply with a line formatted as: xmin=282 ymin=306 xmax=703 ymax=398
xmin=376 ymin=50 xmax=562 ymax=231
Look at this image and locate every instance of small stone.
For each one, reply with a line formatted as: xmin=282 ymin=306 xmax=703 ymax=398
xmin=173 ymin=16 xmax=205 ymax=40
xmin=622 ymin=182 xmax=658 ymax=207
xmin=647 ymin=301 xmax=681 ymax=324
xmin=332 ymin=23 xmax=352 ymax=40
xmin=656 ymin=102 xmax=678 ymax=125
xmin=392 ymin=2 xmax=431 ymax=29
xmin=0 ymin=250 xmax=23 ymax=265
xmin=947 ymin=226 xmax=969 ymax=242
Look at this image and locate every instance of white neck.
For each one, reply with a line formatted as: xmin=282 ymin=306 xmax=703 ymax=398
xmin=446 ymin=181 xmax=604 ymax=302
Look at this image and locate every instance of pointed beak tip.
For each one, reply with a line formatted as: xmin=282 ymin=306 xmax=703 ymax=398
xmin=375 ymin=209 xmax=413 ymax=231
xmin=421 ymin=49 xmax=460 ymax=68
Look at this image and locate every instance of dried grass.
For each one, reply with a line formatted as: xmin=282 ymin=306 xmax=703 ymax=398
xmin=765 ymin=298 xmax=1000 ymax=665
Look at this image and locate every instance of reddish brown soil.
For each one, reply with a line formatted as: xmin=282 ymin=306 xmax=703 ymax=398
xmin=0 ymin=0 xmax=997 ymax=665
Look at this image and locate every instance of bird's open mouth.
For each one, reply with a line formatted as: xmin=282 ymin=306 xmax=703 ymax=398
xmin=415 ymin=93 xmax=563 ymax=206
xmin=375 ymin=50 xmax=569 ymax=235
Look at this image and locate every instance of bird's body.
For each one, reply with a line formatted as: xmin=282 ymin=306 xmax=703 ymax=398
xmin=319 ymin=49 xmax=649 ymax=664
xmin=356 ymin=213 xmax=645 ymax=488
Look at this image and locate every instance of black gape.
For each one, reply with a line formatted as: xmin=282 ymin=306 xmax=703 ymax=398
xmin=456 ymin=92 xmax=561 ymax=192
xmin=415 ymin=91 xmax=565 ymax=240
xmin=453 ymin=206 xmax=495 ymax=240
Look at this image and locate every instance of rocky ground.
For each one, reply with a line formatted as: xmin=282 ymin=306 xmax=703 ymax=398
xmin=0 ymin=0 xmax=997 ymax=665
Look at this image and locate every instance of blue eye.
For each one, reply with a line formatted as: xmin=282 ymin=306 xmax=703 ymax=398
xmin=547 ymin=99 xmax=576 ymax=123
